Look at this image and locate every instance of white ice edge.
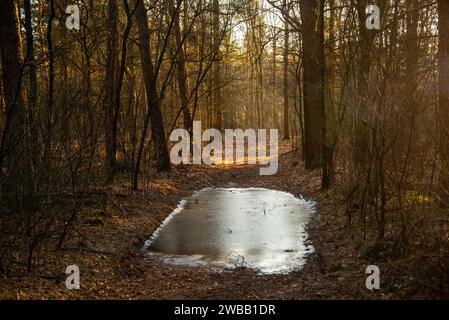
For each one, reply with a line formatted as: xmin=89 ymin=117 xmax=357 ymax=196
xmin=142 ymin=198 xmax=186 ymax=250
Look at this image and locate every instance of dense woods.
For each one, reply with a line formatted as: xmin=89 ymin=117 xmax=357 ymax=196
xmin=0 ymin=0 xmax=448 ymax=299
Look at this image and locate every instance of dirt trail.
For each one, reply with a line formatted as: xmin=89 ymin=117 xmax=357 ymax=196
xmin=0 ymin=148 xmax=408 ymax=300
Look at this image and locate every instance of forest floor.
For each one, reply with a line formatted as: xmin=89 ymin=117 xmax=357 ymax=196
xmin=0 ymin=142 xmax=446 ymax=300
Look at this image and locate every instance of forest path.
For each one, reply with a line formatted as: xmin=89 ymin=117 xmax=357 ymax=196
xmin=1 ymin=143 xmax=385 ymax=299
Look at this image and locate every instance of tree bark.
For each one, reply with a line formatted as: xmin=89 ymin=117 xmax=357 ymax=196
xmin=300 ymin=0 xmax=326 ymax=170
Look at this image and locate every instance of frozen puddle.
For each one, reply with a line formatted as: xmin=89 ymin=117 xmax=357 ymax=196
xmin=144 ymin=188 xmax=315 ymax=274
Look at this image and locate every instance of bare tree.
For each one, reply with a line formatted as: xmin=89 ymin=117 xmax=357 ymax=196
xmin=132 ymin=0 xmax=171 ymax=190
xmin=169 ymin=0 xmax=193 ymax=132
xmin=438 ymin=0 xmax=449 ymax=206
xmin=300 ymin=0 xmax=326 ymax=170
xmin=0 ymin=0 xmax=32 ymax=209
xmin=104 ymin=0 xmax=119 ymax=183
xmin=212 ymin=0 xmax=222 ymax=130
xmin=283 ymin=19 xmax=290 ymax=140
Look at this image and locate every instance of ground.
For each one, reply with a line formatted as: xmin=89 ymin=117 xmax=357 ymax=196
xmin=0 ymin=143 xmax=445 ymax=299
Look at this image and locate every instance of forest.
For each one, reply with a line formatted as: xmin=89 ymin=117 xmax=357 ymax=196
xmin=0 ymin=0 xmax=448 ymax=300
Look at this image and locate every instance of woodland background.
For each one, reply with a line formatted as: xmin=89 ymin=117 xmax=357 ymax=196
xmin=0 ymin=0 xmax=448 ymax=298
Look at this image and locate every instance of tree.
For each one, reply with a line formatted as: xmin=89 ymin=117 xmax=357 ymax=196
xmin=283 ymin=20 xmax=290 ymax=140
xmin=212 ymin=0 xmax=222 ymax=130
xmin=169 ymin=0 xmax=193 ymax=132
xmin=44 ymin=0 xmax=56 ymax=164
xmin=132 ymin=0 xmax=171 ymax=189
xmin=300 ymin=0 xmax=326 ymax=170
xmin=438 ymin=0 xmax=449 ymax=206
xmin=23 ymin=0 xmax=38 ymax=161
xmin=0 ymin=0 xmax=32 ymax=209
xmin=104 ymin=0 xmax=119 ymax=183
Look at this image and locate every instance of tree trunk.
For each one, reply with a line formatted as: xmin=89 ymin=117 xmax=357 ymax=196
xmin=438 ymin=0 xmax=449 ymax=206
xmin=24 ymin=0 xmax=38 ymax=163
xmin=169 ymin=0 xmax=193 ymax=132
xmin=272 ymin=33 xmax=279 ymax=129
xmin=104 ymin=0 xmax=119 ymax=183
xmin=116 ymin=0 xmax=133 ymax=171
xmin=45 ymin=0 xmax=55 ymax=165
xmin=300 ymin=0 xmax=326 ymax=170
xmin=316 ymin=0 xmax=329 ymax=188
xmin=0 ymin=0 xmax=32 ymax=209
xmin=212 ymin=0 xmax=222 ymax=130
xmin=283 ymin=21 xmax=290 ymax=140
xmin=132 ymin=0 xmax=171 ymax=190
xmin=354 ymin=0 xmax=377 ymax=165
